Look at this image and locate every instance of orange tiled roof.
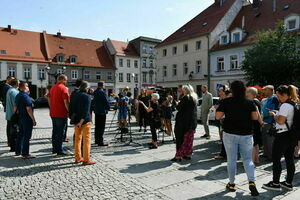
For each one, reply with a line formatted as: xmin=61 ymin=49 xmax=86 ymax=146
xmin=157 ymin=0 xmax=236 ymax=47
xmin=211 ymin=0 xmax=300 ymax=51
xmin=109 ymin=40 xmax=139 ymax=57
xmin=0 ymin=27 xmax=49 ymax=63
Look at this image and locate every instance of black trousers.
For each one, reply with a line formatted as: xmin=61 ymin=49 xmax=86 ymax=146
xmin=150 ymin=121 xmax=157 ymax=142
xmin=6 ymin=121 xmax=11 ymax=146
xmin=95 ymin=114 xmax=106 ymax=144
xmin=272 ymin=132 xmax=296 ymax=184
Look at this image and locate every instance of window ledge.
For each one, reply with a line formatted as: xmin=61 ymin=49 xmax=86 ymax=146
xmin=216 ymin=70 xmax=226 ymax=72
xmin=229 ymin=68 xmax=241 ymax=71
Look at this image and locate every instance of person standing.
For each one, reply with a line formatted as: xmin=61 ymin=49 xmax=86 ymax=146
xmin=172 ymin=85 xmax=198 ymax=161
xmin=5 ymin=79 xmax=19 ymax=152
xmin=261 ymin=85 xmax=280 ymax=161
xmin=48 ymin=75 xmax=70 ymax=156
xmin=200 ymin=85 xmax=213 ymax=139
xmin=263 ymin=85 xmax=299 ymax=191
xmin=72 ymin=81 xmax=96 ymax=165
xmin=2 ymin=76 xmax=14 ymax=112
xmin=93 ymin=81 xmax=110 ymax=146
xmin=117 ymin=89 xmax=129 ymax=129
xmin=15 ymin=82 xmax=36 ymax=159
xmin=138 ymin=89 xmax=150 ymax=133
xmin=140 ymin=93 xmax=160 ymax=149
xmin=216 ymin=81 xmax=259 ymax=197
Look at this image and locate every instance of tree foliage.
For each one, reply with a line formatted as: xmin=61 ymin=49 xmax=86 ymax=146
xmin=242 ymin=22 xmax=300 ymax=87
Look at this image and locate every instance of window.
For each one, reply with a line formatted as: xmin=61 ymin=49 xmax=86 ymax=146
xmin=134 ymin=60 xmax=138 ymax=68
xmin=38 ymin=68 xmax=46 ymax=80
xmin=96 ymin=72 xmax=101 ymax=80
xmin=163 ymin=49 xmax=167 ymax=57
xmin=150 ymin=59 xmax=153 ymax=68
xmin=57 ymin=54 xmax=64 ymax=63
xmin=183 ymin=62 xmax=188 ymax=75
xmin=230 ymin=55 xmax=239 ymax=69
xmin=221 ymin=35 xmax=228 ymax=44
xmin=119 ymin=73 xmax=123 ymax=82
xmin=288 ymin=20 xmax=296 ymax=30
xmin=196 ymin=41 xmax=201 ymax=50
xmin=142 ymin=59 xmax=147 ymax=68
xmin=119 ymin=58 xmax=123 ymax=67
xmin=25 ymin=52 xmax=30 ymax=56
xmin=149 ymin=46 xmax=154 ymax=54
xmin=70 ymin=56 xmax=77 ymax=64
xmin=183 ymin=44 xmax=188 ymax=52
xmin=1 ymin=50 xmax=7 ymax=54
xmin=196 ymin=60 xmax=201 ymax=73
xmin=142 ymin=46 xmax=147 ymax=53
xmin=142 ymin=73 xmax=147 ymax=82
xmin=233 ymin=32 xmax=241 ymax=43
xmin=172 ymin=64 xmax=177 ymax=76
xmin=107 ymin=72 xmax=113 ymax=80
xmin=149 ymin=74 xmax=153 ymax=83
xmin=84 ymin=71 xmax=90 ymax=80
xmin=127 ymin=59 xmax=131 ymax=67
xmin=71 ymin=70 xmax=78 ymax=80
xmin=217 ymin=57 xmax=225 ymax=71
xmin=127 ymin=73 xmax=131 ymax=82
xmin=163 ymin=66 xmax=167 ymax=77
xmin=57 ymin=69 xmax=64 ymax=75
xmin=8 ymin=67 xmax=16 ymax=77
xmin=23 ymin=68 xmax=31 ymax=79
xmin=134 ymin=74 xmax=138 ymax=83
xmin=172 ymin=46 xmax=177 ymax=55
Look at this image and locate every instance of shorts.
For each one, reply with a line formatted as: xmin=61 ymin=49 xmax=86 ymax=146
xmin=118 ymin=110 xmax=128 ymax=119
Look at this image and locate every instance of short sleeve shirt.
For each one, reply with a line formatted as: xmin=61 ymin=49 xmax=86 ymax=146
xmin=5 ymin=88 xmax=19 ymax=120
xmin=217 ymin=97 xmax=256 ymax=135
xmin=15 ymin=91 xmax=33 ymax=122
xmin=49 ymin=83 xmax=70 ymax=118
xmin=276 ymin=103 xmax=294 ymax=133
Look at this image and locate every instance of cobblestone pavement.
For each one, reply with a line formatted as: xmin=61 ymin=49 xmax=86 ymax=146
xmin=1 ymin=108 xmax=300 ymax=200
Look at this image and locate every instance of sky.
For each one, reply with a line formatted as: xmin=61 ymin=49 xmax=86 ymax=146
xmin=0 ymin=0 xmax=214 ymax=42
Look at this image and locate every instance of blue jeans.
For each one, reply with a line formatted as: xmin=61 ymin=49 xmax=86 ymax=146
xmin=51 ymin=117 xmax=67 ymax=154
xmin=16 ymin=119 xmax=33 ymax=156
xmin=223 ymin=132 xmax=255 ymax=184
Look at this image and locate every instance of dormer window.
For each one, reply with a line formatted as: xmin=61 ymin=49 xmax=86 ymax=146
xmin=233 ymin=32 xmax=241 ymax=43
xmin=70 ymin=56 xmax=77 ymax=64
xmin=288 ymin=20 xmax=296 ymax=30
xmin=25 ymin=52 xmax=30 ymax=56
xmin=1 ymin=50 xmax=7 ymax=54
xmin=221 ymin=35 xmax=228 ymax=44
xmin=56 ymin=54 xmax=64 ymax=63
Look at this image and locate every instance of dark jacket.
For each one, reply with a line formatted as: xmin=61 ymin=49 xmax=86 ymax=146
xmin=93 ymin=88 xmax=110 ymax=115
xmin=174 ymin=95 xmax=197 ymax=148
xmin=69 ymin=88 xmax=80 ymax=119
xmin=73 ymin=91 xmax=91 ymax=125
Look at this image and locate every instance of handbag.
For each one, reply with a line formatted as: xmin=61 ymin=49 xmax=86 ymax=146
xmin=267 ymin=124 xmax=277 ymax=136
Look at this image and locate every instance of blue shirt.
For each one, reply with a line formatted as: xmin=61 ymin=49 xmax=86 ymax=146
xmin=15 ymin=91 xmax=33 ymax=122
xmin=5 ymin=87 xmax=19 ymax=121
xmin=118 ymin=95 xmax=129 ymax=113
xmin=2 ymin=83 xmax=11 ymax=109
xmin=262 ymin=95 xmax=280 ymax=124
xmin=74 ymin=91 xmax=91 ymax=125
xmin=93 ymin=88 xmax=110 ymax=115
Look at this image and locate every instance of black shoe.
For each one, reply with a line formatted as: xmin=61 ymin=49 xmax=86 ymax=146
xmin=226 ymin=183 xmax=236 ymax=192
xmin=280 ymin=181 xmax=293 ymax=191
xmin=139 ymin=128 xmax=142 ymax=132
xmin=171 ymin=157 xmax=182 ymax=162
xmin=183 ymin=156 xmax=191 ymax=160
xmin=149 ymin=145 xmax=158 ymax=149
xmin=262 ymin=181 xmax=281 ymax=191
xmin=9 ymin=149 xmax=15 ymax=152
xmin=249 ymin=182 xmax=259 ymax=196
xmin=57 ymin=152 xmax=68 ymax=156
xmin=144 ymin=129 xmax=147 ymax=133
xmin=98 ymin=143 xmax=108 ymax=147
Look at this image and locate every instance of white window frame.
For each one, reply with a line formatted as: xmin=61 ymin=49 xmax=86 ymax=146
xmin=84 ymin=71 xmax=90 ymax=80
xmin=107 ymin=72 xmax=113 ymax=80
xmin=150 ymin=59 xmax=153 ymax=68
xmin=134 ymin=74 xmax=138 ymax=83
xmin=57 ymin=69 xmax=64 ymax=75
xmin=149 ymin=73 xmax=153 ymax=83
xmin=70 ymin=56 xmax=77 ymax=64
xmin=183 ymin=62 xmax=188 ymax=75
xmin=126 ymin=73 xmax=131 ymax=82
xmin=71 ymin=70 xmax=78 ymax=80
xmin=183 ymin=44 xmax=188 ymax=52
xmin=8 ymin=67 xmax=16 ymax=77
xmin=163 ymin=66 xmax=167 ymax=77
xmin=142 ymin=73 xmax=147 ymax=82
xmin=217 ymin=57 xmax=225 ymax=71
xmin=172 ymin=46 xmax=177 ymax=55
xmin=232 ymin=32 xmax=241 ymax=43
xmin=134 ymin=60 xmax=138 ymax=68
xmin=230 ymin=55 xmax=239 ymax=69
xmin=38 ymin=68 xmax=46 ymax=80
xmin=196 ymin=41 xmax=201 ymax=50
xmin=142 ymin=59 xmax=147 ymax=68
xmin=23 ymin=67 xmax=31 ymax=79
xmin=119 ymin=73 xmax=123 ymax=82
xmin=172 ymin=64 xmax=177 ymax=76
xmin=119 ymin=58 xmax=123 ymax=67
xmin=288 ymin=19 xmax=297 ymax=30
xmin=127 ymin=59 xmax=131 ymax=68
xmin=196 ymin=60 xmax=201 ymax=73
xmin=96 ymin=72 xmax=101 ymax=80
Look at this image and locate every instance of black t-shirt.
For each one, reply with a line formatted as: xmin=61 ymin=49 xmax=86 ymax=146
xmin=217 ymin=97 xmax=256 ymax=135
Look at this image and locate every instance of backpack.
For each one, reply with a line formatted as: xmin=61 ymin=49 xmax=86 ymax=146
xmin=286 ymin=101 xmax=300 ymax=141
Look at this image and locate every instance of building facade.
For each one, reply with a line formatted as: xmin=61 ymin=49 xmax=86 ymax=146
xmin=130 ymin=37 xmax=161 ymax=89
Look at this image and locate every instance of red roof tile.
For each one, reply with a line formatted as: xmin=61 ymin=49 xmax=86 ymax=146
xmin=109 ymin=40 xmax=139 ymax=57
xmin=157 ymin=0 xmax=236 ymax=47
xmin=0 ymin=27 xmax=49 ymax=63
xmin=212 ymin=0 xmax=300 ymax=51
xmin=46 ymin=33 xmax=115 ymax=68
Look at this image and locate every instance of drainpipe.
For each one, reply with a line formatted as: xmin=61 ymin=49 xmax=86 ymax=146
xmin=207 ymin=35 xmax=211 ymax=91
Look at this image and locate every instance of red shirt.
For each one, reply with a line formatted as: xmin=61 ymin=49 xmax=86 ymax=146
xmin=49 ymin=82 xmax=70 ymax=118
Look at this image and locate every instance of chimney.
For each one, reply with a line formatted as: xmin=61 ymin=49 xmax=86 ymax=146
xmin=57 ymin=32 xmax=61 ymax=37
xmin=272 ymin=0 xmax=277 ymax=12
xmin=252 ymin=0 xmax=261 ymax=9
xmin=7 ymin=25 xmax=11 ymax=32
xmin=242 ymin=16 xmax=245 ymax=29
xmin=215 ymin=0 xmax=225 ymax=6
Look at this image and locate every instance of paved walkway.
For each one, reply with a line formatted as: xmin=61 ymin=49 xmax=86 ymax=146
xmin=1 ymin=108 xmax=300 ymax=199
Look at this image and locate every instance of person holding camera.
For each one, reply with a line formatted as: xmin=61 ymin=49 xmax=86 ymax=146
xmin=117 ymin=89 xmax=130 ymax=129
xmin=140 ymin=93 xmax=160 ymax=149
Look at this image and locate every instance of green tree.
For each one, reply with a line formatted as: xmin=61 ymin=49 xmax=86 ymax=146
xmin=242 ymin=22 xmax=300 ymax=87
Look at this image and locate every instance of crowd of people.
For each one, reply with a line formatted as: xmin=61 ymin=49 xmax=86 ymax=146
xmin=1 ymin=74 xmax=300 ymax=196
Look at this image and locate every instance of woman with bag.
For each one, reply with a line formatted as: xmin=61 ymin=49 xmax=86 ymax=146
xmin=263 ymin=85 xmax=300 ymax=191
xmin=139 ymin=93 xmax=160 ymax=149
xmin=172 ymin=84 xmax=198 ymax=162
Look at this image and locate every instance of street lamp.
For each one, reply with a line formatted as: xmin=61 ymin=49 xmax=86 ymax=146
xmin=45 ymin=66 xmax=66 ymax=84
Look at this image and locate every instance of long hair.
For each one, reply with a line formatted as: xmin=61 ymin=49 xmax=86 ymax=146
xmin=230 ymin=81 xmax=246 ymax=99
xmin=182 ymin=84 xmax=198 ymax=104
xmin=276 ymin=85 xmax=300 ymax=102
